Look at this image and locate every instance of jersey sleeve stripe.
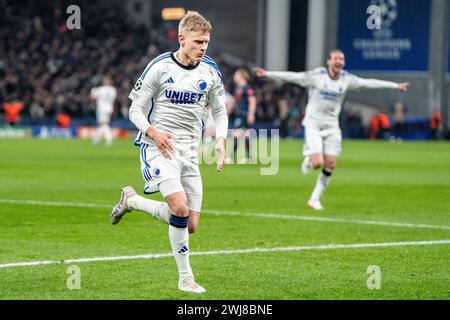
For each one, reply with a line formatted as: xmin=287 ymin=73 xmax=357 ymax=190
xmin=147 ymin=98 xmax=155 ymax=123
xmin=140 ymin=144 xmax=152 ymax=181
xmin=134 ymin=131 xmax=143 ymax=147
xmin=202 ymin=55 xmax=215 ymax=63
xmin=140 ymin=53 xmax=171 ymax=80
xmin=201 ymin=56 xmax=223 ymax=81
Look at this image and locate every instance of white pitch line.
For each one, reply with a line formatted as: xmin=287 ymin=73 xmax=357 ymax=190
xmin=0 ymin=199 xmax=111 ymax=209
xmin=1 ymin=240 xmax=449 ymax=269
xmin=203 ymin=210 xmax=450 ymax=231
xmin=1 ymin=198 xmax=450 ymax=231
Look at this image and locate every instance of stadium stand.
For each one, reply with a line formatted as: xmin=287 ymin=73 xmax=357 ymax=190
xmin=0 ymin=0 xmax=423 ymax=139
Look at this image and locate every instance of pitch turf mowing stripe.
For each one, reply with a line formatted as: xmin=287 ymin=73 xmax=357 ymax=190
xmin=1 ymin=199 xmax=450 ymax=231
xmin=0 ymin=240 xmax=449 ymax=269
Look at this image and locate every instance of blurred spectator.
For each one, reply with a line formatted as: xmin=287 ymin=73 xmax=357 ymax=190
xmin=392 ymin=102 xmax=406 ymax=140
xmin=377 ymin=112 xmax=391 ymax=139
xmin=430 ymin=108 xmax=441 ymax=140
xmin=3 ymin=97 xmax=24 ymax=125
xmin=287 ymin=103 xmax=303 ymax=137
xmin=369 ymin=111 xmax=391 ymax=140
xmin=343 ymin=110 xmax=364 ymax=139
xmin=277 ymin=97 xmax=289 ymax=137
xmin=369 ymin=114 xmax=380 ymax=140
xmin=29 ymin=102 xmax=45 ymax=121
xmin=56 ymin=110 xmax=71 ymax=128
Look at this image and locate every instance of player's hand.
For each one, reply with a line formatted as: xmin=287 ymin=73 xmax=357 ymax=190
xmin=247 ymin=114 xmax=255 ymax=125
xmin=254 ymin=68 xmax=267 ymax=78
xmin=397 ymin=82 xmax=410 ymax=92
xmin=146 ymin=127 xmax=174 ymax=159
xmin=215 ymin=137 xmax=225 ymax=172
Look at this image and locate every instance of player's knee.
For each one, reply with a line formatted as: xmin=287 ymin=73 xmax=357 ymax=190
xmin=311 ymin=159 xmax=323 ymax=169
xmin=170 ymin=202 xmax=189 ymax=217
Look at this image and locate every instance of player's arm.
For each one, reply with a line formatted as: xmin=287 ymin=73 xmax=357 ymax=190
xmin=112 ymin=88 xmax=118 ymax=101
xmin=247 ymin=89 xmax=257 ymax=126
xmin=255 ymin=67 xmax=314 ymax=87
xmin=90 ymin=88 xmax=97 ymax=102
xmin=128 ymin=66 xmax=174 ymax=159
xmin=226 ymin=96 xmax=236 ymax=116
xmin=349 ymin=76 xmax=410 ymax=92
xmin=209 ymin=82 xmax=229 ymax=172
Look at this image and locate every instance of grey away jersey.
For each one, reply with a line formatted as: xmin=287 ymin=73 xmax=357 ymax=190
xmin=129 ymin=52 xmax=228 ymax=147
xmin=266 ymin=67 xmax=398 ymax=128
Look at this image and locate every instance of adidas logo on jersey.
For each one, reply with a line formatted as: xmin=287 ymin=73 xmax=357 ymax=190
xmin=164 ymin=90 xmax=204 ymax=105
xmin=164 ymin=77 xmax=175 ymax=84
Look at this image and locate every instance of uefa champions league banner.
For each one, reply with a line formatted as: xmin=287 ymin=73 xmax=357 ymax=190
xmin=31 ymin=126 xmax=77 ymax=138
xmin=337 ymin=0 xmax=431 ymax=71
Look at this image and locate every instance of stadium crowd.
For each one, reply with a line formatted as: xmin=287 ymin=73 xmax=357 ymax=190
xmin=0 ymin=0 xmax=308 ymax=133
xmin=12 ymin=1 xmax=439 ymax=140
xmin=0 ymin=0 xmax=150 ymax=121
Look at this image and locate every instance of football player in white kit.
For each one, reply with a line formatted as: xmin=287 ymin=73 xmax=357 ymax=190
xmin=90 ymin=77 xmax=117 ymax=146
xmin=110 ymin=11 xmax=228 ymax=293
xmin=255 ymin=49 xmax=409 ymax=210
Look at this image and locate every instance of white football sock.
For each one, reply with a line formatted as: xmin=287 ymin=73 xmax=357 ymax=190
xmin=169 ymin=225 xmax=192 ymax=278
xmin=92 ymin=127 xmax=101 ymax=144
xmin=310 ymin=169 xmax=332 ymax=201
xmin=103 ymin=125 xmax=113 ymax=146
xmin=127 ymin=194 xmax=171 ymax=224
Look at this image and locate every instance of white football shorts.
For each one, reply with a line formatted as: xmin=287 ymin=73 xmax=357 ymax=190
xmin=96 ymin=111 xmax=112 ymax=124
xmin=139 ymin=141 xmax=203 ymax=212
xmin=303 ymin=124 xmax=342 ymax=157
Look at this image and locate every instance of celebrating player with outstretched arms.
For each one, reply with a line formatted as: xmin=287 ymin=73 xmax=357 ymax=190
xmin=255 ymin=49 xmax=409 ymax=210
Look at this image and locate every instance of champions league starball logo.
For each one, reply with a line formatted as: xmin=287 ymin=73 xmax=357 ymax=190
xmin=358 ymin=0 xmax=410 ymax=60
xmin=371 ymin=0 xmax=397 ymax=29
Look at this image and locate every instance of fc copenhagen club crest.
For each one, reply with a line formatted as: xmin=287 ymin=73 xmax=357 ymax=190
xmin=197 ymin=80 xmax=207 ymax=91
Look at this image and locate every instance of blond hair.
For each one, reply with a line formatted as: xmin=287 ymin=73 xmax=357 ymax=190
xmin=178 ymin=11 xmax=212 ymax=35
xmin=236 ymin=68 xmax=251 ymax=82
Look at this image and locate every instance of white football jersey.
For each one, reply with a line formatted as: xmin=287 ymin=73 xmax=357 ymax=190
xmin=266 ymin=67 xmax=397 ymax=127
xmin=91 ymin=85 xmax=117 ymax=115
xmin=129 ymin=52 xmax=228 ymax=147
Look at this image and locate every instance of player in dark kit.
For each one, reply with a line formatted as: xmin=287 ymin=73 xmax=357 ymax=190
xmin=227 ymin=68 xmax=257 ymax=163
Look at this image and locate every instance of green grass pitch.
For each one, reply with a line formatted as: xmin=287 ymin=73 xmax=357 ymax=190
xmin=0 ymin=138 xmax=449 ymax=300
